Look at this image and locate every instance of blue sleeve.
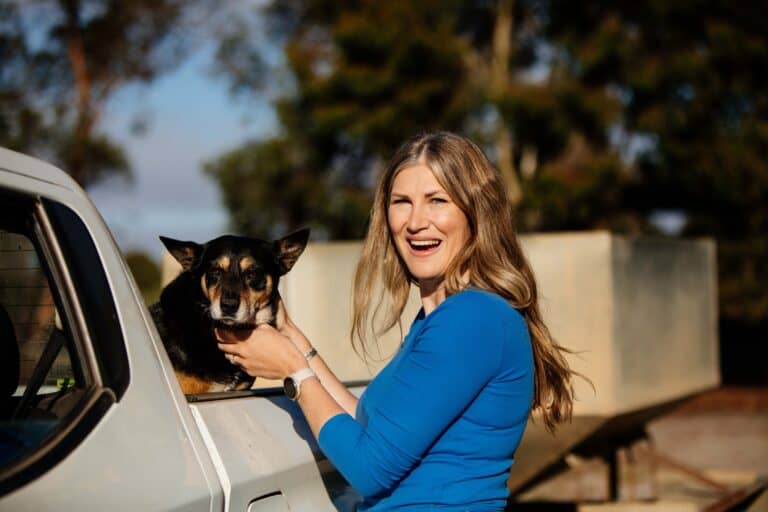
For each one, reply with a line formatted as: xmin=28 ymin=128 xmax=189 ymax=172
xmin=318 ymin=293 xmax=514 ymax=498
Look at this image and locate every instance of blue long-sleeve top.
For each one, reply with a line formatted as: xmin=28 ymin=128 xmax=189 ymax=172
xmin=318 ymin=289 xmax=534 ymax=511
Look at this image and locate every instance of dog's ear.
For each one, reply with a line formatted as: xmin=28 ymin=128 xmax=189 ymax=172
xmin=273 ymin=228 xmax=310 ymax=275
xmin=159 ymin=236 xmax=204 ymax=271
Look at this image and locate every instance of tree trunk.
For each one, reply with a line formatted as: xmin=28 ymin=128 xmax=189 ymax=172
xmin=491 ymin=0 xmax=522 ymax=206
xmin=61 ymin=0 xmax=92 ymax=186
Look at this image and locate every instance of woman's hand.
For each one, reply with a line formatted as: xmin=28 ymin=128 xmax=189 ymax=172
xmin=217 ymin=324 xmax=306 ymax=380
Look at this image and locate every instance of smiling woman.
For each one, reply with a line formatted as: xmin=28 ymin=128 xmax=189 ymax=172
xmin=216 ymin=131 xmax=577 ymax=511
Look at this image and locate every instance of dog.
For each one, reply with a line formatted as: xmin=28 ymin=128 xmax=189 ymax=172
xmin=150 ymin=229 xmax=309 ymax=394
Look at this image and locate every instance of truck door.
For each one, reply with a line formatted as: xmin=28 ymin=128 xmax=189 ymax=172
xmin=0 ymin=178 xmax=219 ymax=511
xmin=186 ymin=390 xmax=344 ymax=511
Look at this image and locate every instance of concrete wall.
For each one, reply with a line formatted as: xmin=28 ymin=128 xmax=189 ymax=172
xmin=522 ymin=232 xmax=719 ymax=416
xmin=161 ymin=231 xmax=720 ymax=416
xmin=522 ymin=233 xmax=617 ymax=416
xmin=609 ymin=236 xmax=719 ymax=412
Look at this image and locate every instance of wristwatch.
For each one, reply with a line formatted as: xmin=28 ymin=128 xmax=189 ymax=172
xmin=283 ymin=367 xmax=316 ymax=401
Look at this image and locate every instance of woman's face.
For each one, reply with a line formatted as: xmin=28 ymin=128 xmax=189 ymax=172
xmin=387 ymin=163 xmax=470 ymax=288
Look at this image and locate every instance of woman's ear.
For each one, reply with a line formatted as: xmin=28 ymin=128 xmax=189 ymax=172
xmin=273 ymin=228 xmax=310 ymax=275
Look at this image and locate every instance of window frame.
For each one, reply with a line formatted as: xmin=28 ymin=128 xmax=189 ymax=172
xmin=41 ymin=198 xmax=129 ymax=399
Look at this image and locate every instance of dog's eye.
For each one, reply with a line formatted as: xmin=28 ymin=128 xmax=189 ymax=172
xmin=245 ymin=269 xmax=266 ymax=289
xmin=207 ymin=268 xmax=223 ymax=283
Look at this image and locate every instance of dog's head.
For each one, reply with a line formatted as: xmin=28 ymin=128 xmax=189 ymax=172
xmin=159 ymin=229 xmax=309 ymax=328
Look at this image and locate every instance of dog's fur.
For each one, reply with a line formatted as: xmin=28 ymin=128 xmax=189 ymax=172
xmin=150 ymin=229 xmax=309 ymax=394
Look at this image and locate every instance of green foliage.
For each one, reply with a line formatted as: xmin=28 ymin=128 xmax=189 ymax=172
xmin=546 ymin=0 xmax=768 ymax=324
xmin=125 ymin=250 xmax=161 ymax=305
xmin=207 ymin=1 xmax=474 ymax=239
xmin=55 ymin=131 xmax=130 ymax=186
xmin=522 ymin=143 xmax=627 ymax=231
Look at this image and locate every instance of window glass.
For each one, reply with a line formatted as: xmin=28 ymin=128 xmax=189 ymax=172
xmin=0 ymin=218 xmax=86 ymax=470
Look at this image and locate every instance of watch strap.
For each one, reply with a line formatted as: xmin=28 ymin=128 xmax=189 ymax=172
xmin=285 ymin=367 xmax=316 ymax=400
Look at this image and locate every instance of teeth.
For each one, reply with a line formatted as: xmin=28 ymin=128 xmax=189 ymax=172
xmin=410 ymin=240 xmax=440 ymax=247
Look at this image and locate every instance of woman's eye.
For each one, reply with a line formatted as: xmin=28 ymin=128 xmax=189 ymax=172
xmin=431 ymin=197 xmax=448 ymax=204
xmin=390 ymin=198 xmax=409 ymax=205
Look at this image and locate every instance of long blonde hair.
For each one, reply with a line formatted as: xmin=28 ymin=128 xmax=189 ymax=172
xmin=352 ymin=131 xmax=576 ymax=432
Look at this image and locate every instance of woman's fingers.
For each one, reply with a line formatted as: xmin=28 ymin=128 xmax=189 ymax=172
xmin=217 ymin=342 xmax=239 ymax=355
xmin=215 ymin=323 xmax=295 ymax=379
xmin=215 ymin=326 xmax=254 ymax=343
xmin=217 ymin=343 xmax=243 ymax=369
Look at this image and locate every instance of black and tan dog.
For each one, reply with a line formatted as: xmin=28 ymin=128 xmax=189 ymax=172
xmin=150 ymin=229 xmax=309 ymax=394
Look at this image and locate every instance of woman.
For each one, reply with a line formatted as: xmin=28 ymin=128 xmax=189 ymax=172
xmin=218 ymin=131 xmax=575 ymax=510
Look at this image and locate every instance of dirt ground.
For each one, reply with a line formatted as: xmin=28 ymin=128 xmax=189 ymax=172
xmin=648 ymin=386 xmax=768 ymax=474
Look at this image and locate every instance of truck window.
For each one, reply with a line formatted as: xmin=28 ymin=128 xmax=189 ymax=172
xmin=0 ymin=230 xmax=82 ymax=456
xmin=0 ymin=189 xmax=116 ymax=495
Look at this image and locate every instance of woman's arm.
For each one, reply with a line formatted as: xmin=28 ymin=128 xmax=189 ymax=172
xmin=279 ymin=317 xmax=359 ymax=417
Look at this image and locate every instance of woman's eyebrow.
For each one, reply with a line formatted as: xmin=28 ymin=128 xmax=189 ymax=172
xmin=391 ymin=189 xmax=446 ymax=198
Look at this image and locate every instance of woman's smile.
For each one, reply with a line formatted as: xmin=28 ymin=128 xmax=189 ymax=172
xmin=406 ymin=237 xmax=442 ymax=255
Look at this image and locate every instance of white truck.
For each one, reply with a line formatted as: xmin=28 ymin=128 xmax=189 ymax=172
xmin=0 ymin=147 xmax=360 ymax=511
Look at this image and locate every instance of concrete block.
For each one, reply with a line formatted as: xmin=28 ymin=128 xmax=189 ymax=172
xmin=523 ymin=232 xmax=719 ymax=415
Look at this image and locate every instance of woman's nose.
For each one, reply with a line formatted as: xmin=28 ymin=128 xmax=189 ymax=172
xmin=407 ymin=202 xmax=429 ymax=232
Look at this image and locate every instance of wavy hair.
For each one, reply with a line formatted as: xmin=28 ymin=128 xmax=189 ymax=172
xmin=352 ymin=131 xmax=577 ymax=432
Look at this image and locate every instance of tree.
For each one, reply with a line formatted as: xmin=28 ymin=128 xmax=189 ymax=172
xmin=545 ymin=0 xmax=768 ymax=381
xmin=0 ymin=2 xmax=50 ymax=153
xmin=207 ymin=0 xmax=629 ymax=239
xmin=207 ymin=0 xmax=475 ymax=239
xmin=454 ymin=0 xmax=630 ymax=231
xmin=0 ymin=0 xmax=212 ymax=188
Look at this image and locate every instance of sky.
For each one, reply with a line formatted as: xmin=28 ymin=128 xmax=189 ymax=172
xmin=88 ymin=46 xmax=277 ymax=261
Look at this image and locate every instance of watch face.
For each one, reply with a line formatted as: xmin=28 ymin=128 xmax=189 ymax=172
xmin=283 ymin=377 xmax=298 ymax=400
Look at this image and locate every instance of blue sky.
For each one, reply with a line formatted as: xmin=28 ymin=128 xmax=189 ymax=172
xmin=88 ymin=46 xmax=277 ymax=260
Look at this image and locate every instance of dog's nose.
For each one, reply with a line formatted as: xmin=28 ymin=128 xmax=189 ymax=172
xmin=220 ymin=293 xmax=240 ymax=315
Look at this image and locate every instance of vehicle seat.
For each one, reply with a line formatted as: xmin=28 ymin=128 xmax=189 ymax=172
xmin=0 ymin=303 xmax=21 ymax=415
